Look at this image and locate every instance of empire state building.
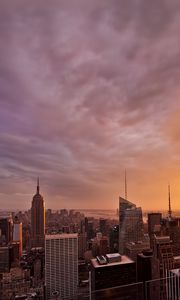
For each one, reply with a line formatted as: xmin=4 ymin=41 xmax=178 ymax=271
xmin=31 ymin=178 xmax=45 ymax=248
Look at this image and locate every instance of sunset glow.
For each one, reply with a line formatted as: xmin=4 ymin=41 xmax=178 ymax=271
xmin=1 ymin=1 xmax=180 ymax=210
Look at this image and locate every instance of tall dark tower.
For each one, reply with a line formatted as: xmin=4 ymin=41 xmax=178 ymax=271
xmin=168 ymin=184 xmax=172 ymax=220
xmin=31 ymin=178 xmax=45 ymax=248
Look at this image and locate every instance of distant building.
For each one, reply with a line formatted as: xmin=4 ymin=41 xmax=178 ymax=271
xmin=119 ymin=197 xmax=143 ymax=254
xmin=99 ymin=219 xmax=108 ymax=236
xmin=90 ymin=254 xmax=139 ymax=299
xmin=45 ymin=234 xmax=78 ymax=300
xmin=99 ymin=237 xmax=109 ymax=256
xmin=78 ymin=232 xmax=87 ymax=259
xmin=87 ymin=221 xmax=95 ymax=240
xmin=0 ymin=215 xmax=13 ymax=246
xmin=31 ymin=179 xmax=45 ymax=248
xmin=162 ymin=217 xmax=180 ymax=256
xmin=13 ymin=216 xmax=22 ymax=257
xmin=148 ymin=213 xmax=162 ymax=247
xmin=109 ymin=225 xmax=119 ymax=253
xmin=0 ymin=246 xmax=12 ymax=273
xmin=125 ymin=240 xmax=150 ymax=262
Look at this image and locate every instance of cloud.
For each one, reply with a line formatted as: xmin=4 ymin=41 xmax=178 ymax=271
xmin=0 ymin=0 xmax=180 ymax=209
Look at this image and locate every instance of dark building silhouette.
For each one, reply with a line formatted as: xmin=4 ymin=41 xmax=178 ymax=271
xmin=31 ymin=179 xmax=45 ymax=248
xmin=84 ymin=218 xmax=95 ymax=240
xmin=109 ymin=225 xmax=119 ymax=253
xmin=0 ymin=215 xmax=13 ymax=246
xmin=90 ymin=255 xmax=141 ymax=300
xmin=0 ymin=246 xmax=13 ymax=272
xmin=137 ymin=249 xmax=160 ymax=300
xmin=99 ymin=219 xmax=107 ymax=236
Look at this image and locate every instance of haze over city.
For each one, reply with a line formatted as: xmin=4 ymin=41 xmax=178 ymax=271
xmin=1 ymin=0 xmax=180 ymax=210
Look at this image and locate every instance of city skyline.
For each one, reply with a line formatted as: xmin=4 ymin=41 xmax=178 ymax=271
xmin=1 ymin=1 xmax=180 ymax=210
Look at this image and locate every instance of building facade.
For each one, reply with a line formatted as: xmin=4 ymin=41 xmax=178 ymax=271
xmin=45 ymin=234 xmax=78 ymax=300
xmin=119 ymin=197 xmax=143 ymax=254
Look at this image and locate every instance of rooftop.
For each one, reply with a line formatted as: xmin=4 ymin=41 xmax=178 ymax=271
xmin=45 ymin=233 xmax=78 ymax=240
xmin=91 ymin=255 xmax=134 ymax=268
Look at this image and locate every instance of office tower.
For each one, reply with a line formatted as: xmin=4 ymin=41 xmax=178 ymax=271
xmin=153 ymin=235 xmax=174 ymax=278
xmin=148 ymin=213 xmax=162 ymax=247
xmin=45 ymin=234 xmax=78 ymax=300
xmin=109 ymin=225 xmax=119 ymax=253
xmin=153 ymin=235 xmax=174 ymax=300
xmin=125 ymin=240 xmax=150 ymax=262
xmin=161 ymin=216 xmax=180 ymax=256
xmin=99 ymin=219 xmax=107 ymax=236
xmin=119 ymin=197 xmax=143 ymax=254
xmin=83 ymin=218 xmax=95 ymax=240
xmin=78 ymin=232 xmax=87 ymax=259
xmin=90 ymin=255 xmax=139 ymax=300
xmin=0 ymin=215 xmax=13 ymax=245
xmin=31 ymin=179 xmax=45 ymax=248
xmin=13 ymin=216 xmax=22 ymax=257
xmin=87 ymin=221 xmax=95 ymax=240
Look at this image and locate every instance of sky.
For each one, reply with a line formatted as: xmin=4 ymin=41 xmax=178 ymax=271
xmin=1 ymin=0 xmax=180 ymax=211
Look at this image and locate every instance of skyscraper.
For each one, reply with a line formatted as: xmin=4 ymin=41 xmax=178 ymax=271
xmin=45 ymin=234 xmax=78 ymax=300
xmin=31 ymin=178 xmax=45 ymax=248
xmin=119 ymin=197 xmax=143 ymax=254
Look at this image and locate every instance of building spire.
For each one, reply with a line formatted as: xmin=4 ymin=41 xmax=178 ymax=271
xmin=37 ymin=177 xmax=40 ymax=194
xmin=125 ymin=169 xmax=127 ymax=200
xmin=168 ymin=183 xmax=172 ymax=219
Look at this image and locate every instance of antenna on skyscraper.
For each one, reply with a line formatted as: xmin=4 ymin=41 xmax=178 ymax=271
xmin=168 ymin=183 xmax=172 ymax=219
xmin=125 ymin=169 xmax=127 ymax=200
xmin=37 ymin=177 xmax=40 ymax=194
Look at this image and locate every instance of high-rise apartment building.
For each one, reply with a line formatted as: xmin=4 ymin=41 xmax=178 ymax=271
xmin=45 ymin=234 xmax=78 ymax=300
xmin=31 ymin=179 xmax=45 ymax=248
xmin=119 ymin=197 xmax=143 ymax=254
